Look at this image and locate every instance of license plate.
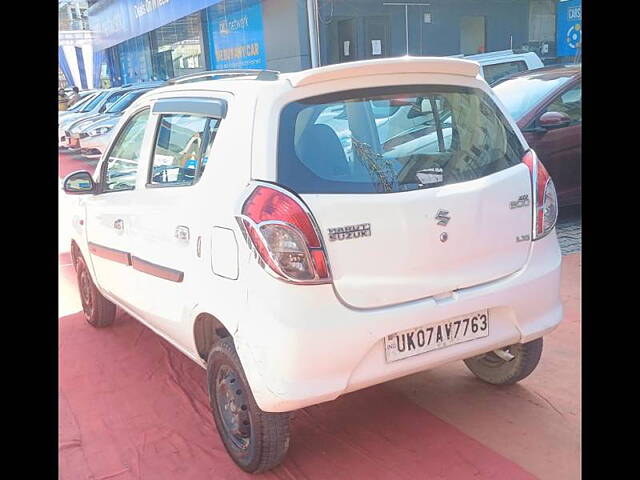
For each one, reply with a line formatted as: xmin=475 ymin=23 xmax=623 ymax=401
xmin=384 ymin=310 xmax=489 ymax=363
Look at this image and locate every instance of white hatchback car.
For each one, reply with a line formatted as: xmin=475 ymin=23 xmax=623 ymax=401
xmin=63 ymin=57 xmax=562 ymax=473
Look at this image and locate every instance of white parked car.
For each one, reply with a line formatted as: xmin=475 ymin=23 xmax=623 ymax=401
xmin=450 ymin=49 xmax=545 ymax=85
xmin=75 ymin=88 xmax=159 ymax=157
xmin=63 ymin=57 xmax=562 ymax=473
xmin=58 ymin=92 xmax=101 ymax=146
xmin=59 ymin=87 xmax=144 ymax=149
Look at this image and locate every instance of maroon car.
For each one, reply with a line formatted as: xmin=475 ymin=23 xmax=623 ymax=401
xmin=493 ymin=65 xmax=581 ymax=207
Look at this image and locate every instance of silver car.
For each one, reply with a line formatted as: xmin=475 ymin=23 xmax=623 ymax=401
xmin=59 ymin=87 xmax=138 ymax=149
xmin=59 ymin=92 xmax=101 ymax=145
xmin=76 ymin=88 xmax=157 ymax=157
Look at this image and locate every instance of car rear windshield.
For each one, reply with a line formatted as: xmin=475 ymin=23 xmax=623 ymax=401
xmin=277 ymin=85 xmax=525 ymax=194
xmin=492 ymin=74 xmax=573 ymax=121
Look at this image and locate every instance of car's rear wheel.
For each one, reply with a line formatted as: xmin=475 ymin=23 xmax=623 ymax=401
xmin=207 ymin=337 xmax=291 ymax=473
xmin=75 ymin=255 xmax=116 ymax=328
xmin=463 ymin=337 xmax=543 ymax=385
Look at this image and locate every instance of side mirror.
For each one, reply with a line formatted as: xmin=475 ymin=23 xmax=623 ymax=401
xmin=539 ymin=111 xmax=571 ymax=130
xmin=63 ymin=171 xmax=96 ymax=195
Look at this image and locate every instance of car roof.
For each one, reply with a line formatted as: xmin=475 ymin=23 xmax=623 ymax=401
xmin=138 ymin=57 xmax=483 ymax=100
xmin=283 ymin=57 xmax=480 ymax=87
xmin=494 ymin=64 xmax=581 ymax=84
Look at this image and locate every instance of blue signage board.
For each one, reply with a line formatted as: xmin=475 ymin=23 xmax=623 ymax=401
xmin=556 ymin=0 xmax=582 ymax=57
xmin=89 ymin=0 xmax=224 ymax=51
xmin=206 ymin=2 xmax=266 ymax=70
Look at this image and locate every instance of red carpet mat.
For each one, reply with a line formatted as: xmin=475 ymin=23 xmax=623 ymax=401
xmin=57 ymin=150 xmax=578 ymax=478
xmin=59 ymin=152 xmax=97 ymax=179
xmin=59 ymin=308 xmax=535 ymax=479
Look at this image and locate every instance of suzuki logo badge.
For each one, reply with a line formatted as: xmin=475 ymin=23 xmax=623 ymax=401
xmin=435 ymin=209 xmax=451 ymax=226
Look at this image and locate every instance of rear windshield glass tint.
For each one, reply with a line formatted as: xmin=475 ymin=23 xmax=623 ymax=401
xmin=277 ymin=85 xmax=525 ymax=194
xmin=493 ymin=75 xmax=573 ymax=121
xmin=483 ymin=60 xmax=527 ymax=85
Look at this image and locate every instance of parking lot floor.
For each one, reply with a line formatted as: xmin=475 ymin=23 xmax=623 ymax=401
xmin=58 ymin=152 xmax=580 ymax=479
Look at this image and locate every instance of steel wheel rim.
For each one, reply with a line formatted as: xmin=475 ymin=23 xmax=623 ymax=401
xmin=481 ymin=347 xmax=513 ymax=367
xmin=79 ymin=268 xmax=93 ymax=318
xmin=215 ymin=364 xmax=251 ymax=450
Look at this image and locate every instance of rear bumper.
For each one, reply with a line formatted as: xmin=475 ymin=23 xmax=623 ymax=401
xmin=236 ymin=232 xmax=563 ymax=412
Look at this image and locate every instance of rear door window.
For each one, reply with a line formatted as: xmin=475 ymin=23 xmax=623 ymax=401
xmin=277 ymin=85 xmax=524 ymax=193
xmin=543 ymin=83 xmax=581 ymax=125
xmin=149 ymin=114 xmax=220 ymax=187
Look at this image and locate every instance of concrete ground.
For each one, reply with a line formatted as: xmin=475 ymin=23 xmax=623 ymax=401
xmin=59 ymin=151 xmax=581 ymax=479
xmin=556 ymin=209 xmax=582 ymax=256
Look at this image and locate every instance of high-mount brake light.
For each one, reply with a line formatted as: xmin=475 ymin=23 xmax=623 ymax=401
xmin=523 ymin=150 xmax=558 ymax=240
xmin=239 ymin=185 xmax=331 ymax=284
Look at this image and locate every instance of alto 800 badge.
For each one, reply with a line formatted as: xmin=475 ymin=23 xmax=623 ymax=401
xmin=328 ymin=223 xmax=371 ymax=242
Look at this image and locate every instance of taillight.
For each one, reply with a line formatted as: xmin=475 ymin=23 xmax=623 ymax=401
xmin=523 ymin=150 xmax=558 ymax=240
xmin=237 ymin=184 xmax=331 ymax=284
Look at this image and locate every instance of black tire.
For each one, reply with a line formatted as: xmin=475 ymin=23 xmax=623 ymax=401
xmin=207 ymin=337 xmax=291 ymax=473
xmin=75 ymin=254 xmax=116 ymax=328
xmin=463 ymin=337 xmax=543 ymax=385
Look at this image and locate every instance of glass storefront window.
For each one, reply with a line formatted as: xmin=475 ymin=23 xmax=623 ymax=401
xmin=205 ymin=0 xmax=267 ymax=70
xmin=116 ymin=35 xmax=153 ymax=85
xmin=149 ymin=12 xmax=206 ymax=80
xmin=106 ymin=47 xmax=123 ymax=86
xmin=105 ymin=4 xmax=270 ymax=86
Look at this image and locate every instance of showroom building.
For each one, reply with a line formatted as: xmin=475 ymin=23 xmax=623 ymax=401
xmin=88 ymin=0 xmax=312 ymax=85
xmin=87 ymin=0 xmax=577 ymax=86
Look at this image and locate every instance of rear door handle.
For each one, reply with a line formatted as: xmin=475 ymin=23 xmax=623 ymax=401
xmin=114 ymin=219 xmax=124 ymax=231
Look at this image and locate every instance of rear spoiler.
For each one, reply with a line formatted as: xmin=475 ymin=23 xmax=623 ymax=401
xmin=286 ymin=56 xmax=481 ymax=88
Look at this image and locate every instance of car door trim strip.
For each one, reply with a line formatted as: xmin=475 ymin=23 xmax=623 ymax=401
xmin=88 ymin=242 xmax=132 ymax=266
xmin=131 ymin=256 xmax=184 ymax=283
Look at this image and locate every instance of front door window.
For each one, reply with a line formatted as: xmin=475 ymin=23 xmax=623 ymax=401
xmin=103 ymin=108 xmax=150 ymax=192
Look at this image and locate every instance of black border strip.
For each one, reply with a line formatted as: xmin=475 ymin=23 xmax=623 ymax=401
xmin=131 ymin=256 xmax=184 ymax=283
xmin=88 ymin=242 xmax=131 ymax=265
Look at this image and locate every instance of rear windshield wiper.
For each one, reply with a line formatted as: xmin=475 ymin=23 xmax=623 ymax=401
xmin=416 ymin=167 xmax=444 ymax=188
